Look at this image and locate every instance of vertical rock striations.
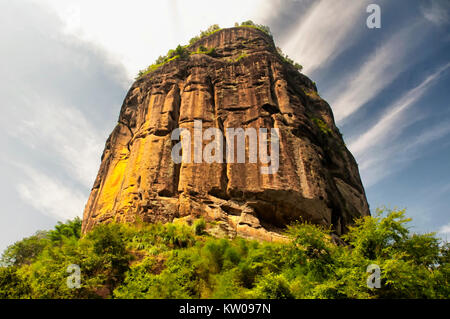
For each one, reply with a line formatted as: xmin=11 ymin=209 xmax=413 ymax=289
xmin=82 ymin=27 xmax=370 ymax=241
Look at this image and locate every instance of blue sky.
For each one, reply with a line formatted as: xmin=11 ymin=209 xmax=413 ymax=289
xmin=1 ymin=0 xmax=449 ymax=251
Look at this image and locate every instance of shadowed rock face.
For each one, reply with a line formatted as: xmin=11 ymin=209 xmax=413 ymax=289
xmin=82 ymin=27 xmax=370 ymax=241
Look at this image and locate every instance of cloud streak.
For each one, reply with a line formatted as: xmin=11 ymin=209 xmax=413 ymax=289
xmin=349 ymin=63 xmax=450 ymax=158
xmin=358 ymin=121 xmax=450 ymax=187
xmin=421 ymin=0 xmax=450 ymax=25
xmin=16 ymin=166 xmax=87 ymax=221
xmin=348 ymin=63 xmax=450 ymax=187
xmin=438 ymin=223 xmax=450 ymax=235
xmin=331 ymin=23 xmax=425 ymax=123
xmin=282 ymin=0 xmax=369 ymax=75
xmin=14 ymin=96 xmax=105 ymax=188
xmin=0 ymin=0 xmax=128 ymax=237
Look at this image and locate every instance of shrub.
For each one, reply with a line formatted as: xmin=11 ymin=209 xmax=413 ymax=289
xmin=137 ymin=21 xmax=274 ymax=79
xmin=293 ymin=63 xmax=303 ymax=71
xmin=0 ymin=267 xmax=31 ymax=298
xmin=1 ymin=231 xmax=49 ymax=267
xmin=187 ymin=24 xmax=222 ymax=47
xmin=234 ymin=52 xmax=248 ymax=62
xmin=191 ymin=46 xmax=218 ymax=58
xmin=276 ymin=47 xmax=303 ymax=71
xmin=238 ymin=20 xmax=272 ymax=37
xmin=1 ymin=210 xmax=448 ymax=299
xmin=113 ymin=257 xmax=160 ymax=299
xmin=193 ymin=218 xmax=206 ymax=235
xmin=311 ymin=117 xmax=332 ymax=135
xmin=48 ymin=217 xmax=82 ymax=243
xmin=200 ymin=24 xmax=221 ymax=38
xmin=250 ymin=273 xmax=294 ymax=299
xmin=341 ymin=209 xmax=450 ymax=298
xmin=86 ymin=224 xmax=132 ymax=291
xmin=136 ymin=44 xmax=190 ymax=78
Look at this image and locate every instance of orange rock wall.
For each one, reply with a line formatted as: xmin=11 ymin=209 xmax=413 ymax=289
xmin=82 ymin=27 xmax=370 ymax=240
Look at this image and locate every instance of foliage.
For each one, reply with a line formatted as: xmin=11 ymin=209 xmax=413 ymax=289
xmin=48 ymin=217 xmax=82 ymax=243
xmin=193 ymin=218 xmax=206 ymax=235
xmin=249 ymin=273 xmax=294 ymax=299
xmin=136 ymin=21 xmax=304 ymax=79
xmin=234 ymin=52 xmax=248 ymax=63
xmin=0 ymin=267 xmax=31 ymax=298
xmin=191 ymin=45 xmax=218 ymax=58
xmin=200 ymin=24 xmax=221 ymax=38
xmin=311 ymin=117 xmax=332 ymax=135
xmin=0 ymin=231 xmax=48 ymax=267
xmin=188 ymin=24 xmax=221 ymax=46
xmin=276 ymin=47 xmax=303 ymax=71
xmin=137 ymin=24 xmax=223 ymax=79
xmin=340 ymin=209 xmax=450 ymax=298
xmin=0 ymin=209 xmax=448 ymax=299
xmin=237 ymin=20 xmax=272 ymax=37
xmin=137 ymin=44 xmax=189 ymax=79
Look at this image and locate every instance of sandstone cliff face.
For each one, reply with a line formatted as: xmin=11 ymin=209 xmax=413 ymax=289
xmin=82 ymin=27 xmax=370 ymax=240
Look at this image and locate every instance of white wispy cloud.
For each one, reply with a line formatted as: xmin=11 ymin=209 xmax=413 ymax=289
xmin=349 ymin=63 xmax=450 ymax=187
xmin=331 ymin=24 xmax=424 ymax=123
xmin=438 ymin=223 xmax=450 ymax=235
xmin=402 ymin=122 xmax=450 ymax=154
xmin=34 ymin=0 xmax=269 ymax=78
xmin=349 ymin=63 xmax=450 ymax=157
xmin=282 ymin=0 xmax=368 ymax=75
xmin=11 ymin=95 xmax=104 ymax=188
xmin=358 ymin=121 xmax=450 ymax=187
xmin=16 ymin=166 xmax=87 ymax=221
xmin=421 ymin=0 xmax=450 ymax=25
xmin=0 ymin=0 xmax=128 ymax=240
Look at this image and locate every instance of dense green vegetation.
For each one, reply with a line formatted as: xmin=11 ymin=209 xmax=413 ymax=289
xmin=136 ymin=21 xmax=302 ymax=79
xmin=234 ymin=20 xmax=272 ymax=36
xmin=1 ymin=209 xmax=447 ymax=299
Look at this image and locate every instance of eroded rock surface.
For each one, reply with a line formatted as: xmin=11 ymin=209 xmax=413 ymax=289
xmin=82 ymin=27 xmax=370 ymax=240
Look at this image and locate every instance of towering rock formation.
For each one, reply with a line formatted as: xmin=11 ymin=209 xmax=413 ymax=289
xmin=82 ymin=27 xmax=370 ymax=240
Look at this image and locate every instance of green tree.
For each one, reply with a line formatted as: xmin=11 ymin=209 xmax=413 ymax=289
xmin=48 ymin=217 xmax=82 ymax=243
xmin=250 ymin=273 xmax=294 ymax=299
xmin=1 ymin=231 xmax=48 ymax=267
xmin=84 ymin=223 xmax=133 ymax=294
xmin=342 ymin=209 xmax=449 ymax=298
xmin=0 ymin=267 xmax=31 ymax=298
xmin=200 ymin=24 xmax=220 ymax=38
xmin=1 ymin=210 xmax=448 ymax=299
